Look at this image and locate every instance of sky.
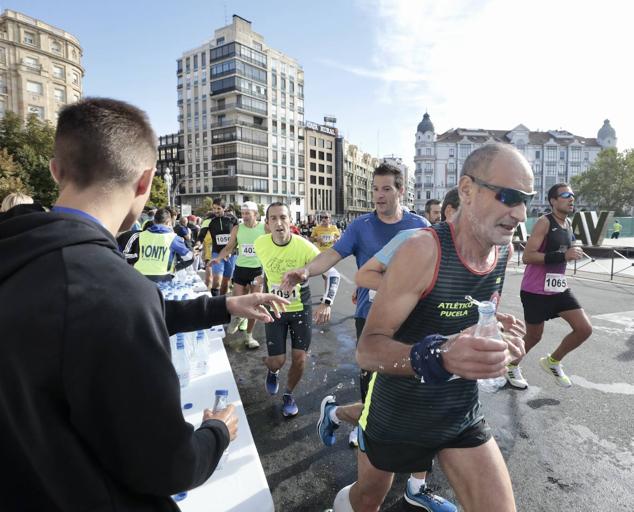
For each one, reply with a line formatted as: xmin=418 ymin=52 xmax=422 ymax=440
xmin=6 ymin=0 xmax=634 ymax=172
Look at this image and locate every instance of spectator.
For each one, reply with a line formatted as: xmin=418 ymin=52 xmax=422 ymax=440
xmin=0 ymin=192 xmax=34 ymax=212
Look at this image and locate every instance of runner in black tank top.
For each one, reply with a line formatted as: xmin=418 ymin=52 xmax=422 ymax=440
xmin=330 ymin=143 xmax=532 ymax=512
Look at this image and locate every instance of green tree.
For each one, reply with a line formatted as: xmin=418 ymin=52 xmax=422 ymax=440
xmin=0 ymin=112 xmax=57 ymax=206
xmin=0 ymin=148 xmax=33 ymax=202
xmin=148 ymin=175 xmax=168 ymax=208
xmin=572 ymin=148 xmax=634 ymax=215
xmin=193 ymin=196 xmax=214 ymax=217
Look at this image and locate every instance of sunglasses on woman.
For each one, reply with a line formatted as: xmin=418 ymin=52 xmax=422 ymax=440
xmin=465 ymin=175 xmax=536 ymax=207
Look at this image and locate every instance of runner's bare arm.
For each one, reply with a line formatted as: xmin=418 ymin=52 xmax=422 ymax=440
xmin=522 ymin=216 xmax=549 ymax=264
xmin=355 ymin=256 xmax=386 ymax=291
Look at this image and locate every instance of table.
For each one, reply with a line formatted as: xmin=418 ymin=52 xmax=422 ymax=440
xmin=175 ymin=326 xmax=274 ymax=512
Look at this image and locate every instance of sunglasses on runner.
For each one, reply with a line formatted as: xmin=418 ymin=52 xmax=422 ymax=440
xmin=465 ymin=175 xmax=536 ymax=207
xmin=558 ymin=192 xmax=575 ymax=199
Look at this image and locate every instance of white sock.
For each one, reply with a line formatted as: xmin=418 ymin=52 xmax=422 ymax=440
xmin=408 ymin=475 xmax=426 ymax=492
xmin=329 ymin=406 xmax=341 ymax=425
xmin=333 ymin=483 xmax=355 ymax=512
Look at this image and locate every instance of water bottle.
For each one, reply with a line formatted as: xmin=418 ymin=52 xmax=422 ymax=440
xmin=474 ymin=301 xmax=507 ymax=392
xmin=190 ymin=330 xmax=209 ymax=379
xmin=213 ymin=389 xmax=229 ymax=470
xmin=173 ymin=333 xmax=190 ymax=388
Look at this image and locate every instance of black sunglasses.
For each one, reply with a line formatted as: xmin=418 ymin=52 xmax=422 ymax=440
xmin=465 ymin=175 xmax=535 ymax=207
xmin=558 ymin=191 xmax=575 ymax=199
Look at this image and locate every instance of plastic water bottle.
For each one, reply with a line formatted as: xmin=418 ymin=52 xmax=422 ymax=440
xmin=474 ymin=301 xmax=507 ymax=392
xmin=173 ymin=333 xmax=190 ymax=388
xmin=190 ymin=330 xmax=209 ymax=379
xmin=213 ymin=389 xmax=229 ymax=470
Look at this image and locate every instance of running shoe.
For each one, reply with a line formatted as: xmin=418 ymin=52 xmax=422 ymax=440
xmin=282 ymin=393 xmax=298 ymax=417
xmin=539 ymin=354 xmax=572 ymax=387
xmin=348 ymin=427 xmax=359 ymax=448
xmin=227 ymin=316 xmax=242 ymax=335
xmin=265 ymin=369 xmax=279 ymax=395
xmin=505 ymin=364 xmax=528 ymax=389
xmin=238 ymin=318 xmax=248 ymax=331
xmin=243 ymin=332 xmax=260 ymax=349
xmin=317 ymin=395 xmax=339 ymax=446
xmin=404 ymin=482 xmax=457 ymax=512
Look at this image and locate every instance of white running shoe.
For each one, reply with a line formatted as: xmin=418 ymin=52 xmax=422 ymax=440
xmin=539 ymin=354 xmax=572 ymax=387
xmin=348 ymin=427 xmax=358 ymax=448
xmin=505 ymin=364 xmax=528 ymax=389
xmin=227 ymin=316 xmax=242 ymax=335
xmin=243 ymin=332 xmax=260 ymax=349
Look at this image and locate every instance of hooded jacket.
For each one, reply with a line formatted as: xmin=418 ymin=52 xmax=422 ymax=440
xmin=0 ymin=204 xmax=232 ymax=511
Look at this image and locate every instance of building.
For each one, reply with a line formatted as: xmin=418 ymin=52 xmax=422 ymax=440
xmin=305 ymin=119 xmax=337 ymax=217
xmin=342 ymin=139 xmax=379 ymax=218
xmin=381 ymin=155 xmax=414 ymax=211
xmin=414 ymin=113 xmax=617 ymax=212
xmin=177 ymin=15 xmax=306 ymax=221
xmin=156 ymin=132 xmax=184 ymax=203
xmin=0 ymin=9 xmax=83 ymax=123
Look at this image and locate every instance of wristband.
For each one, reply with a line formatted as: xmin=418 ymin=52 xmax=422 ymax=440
xmin=321 ymin=297 xmax=332 ymax=306
xmin=410 ymin=334 xmax=453 ymax=384
xmin=544 ymin=251 xmax=566 ymax=265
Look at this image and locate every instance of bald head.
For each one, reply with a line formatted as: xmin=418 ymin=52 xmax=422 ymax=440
xmin=461 ymin=143 xmax=525 ymax=181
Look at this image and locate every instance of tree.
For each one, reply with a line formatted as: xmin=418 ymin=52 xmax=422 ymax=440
xmin=148 ymin=175 xmax=168 ymax=208
xmin=193 ymin=196 xmax=214 ymax=217
xmin=0 ymin=112 xmax=57 ymax=206
xmin=0 ymin=148 xmax=32 ymax=202
xmin=572 ymin=148 xmax=634 ymax=215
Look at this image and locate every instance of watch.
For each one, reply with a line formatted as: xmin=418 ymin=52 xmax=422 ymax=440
xmin=322 ymin=297 xmax=332 ymax=306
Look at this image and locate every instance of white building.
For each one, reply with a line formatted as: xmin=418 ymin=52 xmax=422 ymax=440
xmin=414 ymin=113 xmax=617 ymax=213
xmin=177 ymin=15 xmax=306 ymax=220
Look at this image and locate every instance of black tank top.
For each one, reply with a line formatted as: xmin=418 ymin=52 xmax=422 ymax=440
xmin=544 ymin=213 xmax=573 ymax=253
xmin=362 ymin=222 xmax=510 ymax=445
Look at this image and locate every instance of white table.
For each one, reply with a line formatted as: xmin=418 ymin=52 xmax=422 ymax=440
xmin=175 ymin=326 xmax=274 ymax=512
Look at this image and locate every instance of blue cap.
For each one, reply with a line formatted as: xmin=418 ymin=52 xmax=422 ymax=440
xmin=215 ymin=389 xmax=228 ymax=396
xmin=183 ymin=402 xmax=193 ymax=409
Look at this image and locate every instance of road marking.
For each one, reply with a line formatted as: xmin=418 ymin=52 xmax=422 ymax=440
xmin=592 ymin=310 xmax=634 ymax=328
xmin=571 ymin=375 xmax=634 ymax=395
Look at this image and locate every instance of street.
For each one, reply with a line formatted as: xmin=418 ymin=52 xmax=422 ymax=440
xmin=226 ymin=257 xmax=634 ymax=511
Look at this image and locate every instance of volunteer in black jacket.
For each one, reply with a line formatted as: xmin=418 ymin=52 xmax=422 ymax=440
xmin=0 ymin=98 xmax=287 ymax=512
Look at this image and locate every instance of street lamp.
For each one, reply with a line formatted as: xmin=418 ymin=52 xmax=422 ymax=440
xmin=163 ymin=167 xmax=173 ymax=207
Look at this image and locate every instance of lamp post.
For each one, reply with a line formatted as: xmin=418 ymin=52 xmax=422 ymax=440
xmin=163 ymin=167 xmax=173 ymax=207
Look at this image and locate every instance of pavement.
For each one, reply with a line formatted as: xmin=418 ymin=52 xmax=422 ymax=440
xmin=225 ymin=256 xmax=634 ymax=511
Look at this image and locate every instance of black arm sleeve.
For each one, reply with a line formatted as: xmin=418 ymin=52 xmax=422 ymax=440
xmin=164 ymin=294 xmax=231 ymax=335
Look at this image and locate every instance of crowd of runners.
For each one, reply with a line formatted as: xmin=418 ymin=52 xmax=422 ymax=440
xmin=0 ymin=98 xmax=593 ymax=512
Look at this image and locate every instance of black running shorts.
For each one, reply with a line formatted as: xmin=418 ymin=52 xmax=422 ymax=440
xmin=359 ymin=419 xmax=492 ymax=473
xmin=265 ymin=309 xmax=312 ymax=357
xmin=520 ymin=289 xmax=582 ymax=325
xmin=232 ymin=265 xmax=262 ymax=287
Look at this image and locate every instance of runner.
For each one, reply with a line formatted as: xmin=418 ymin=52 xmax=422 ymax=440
xmin=311 ymin=212 xmax=341 ymax=252
xmin=330 ymin=143 xmax=530 ymax=512
xmin=196 ymin=198 xmax=238 ymax=296
xmin=212 ymin=201 xmax=265 ymax=349
xmin=254 ymin=202 xmax=340 ymax=417
xmin=506 ymin=183 xmax=591 ymax=389
xmin=281 ymin=163 xmax=428 ymax=447
xmin=424 ymin=199 xmax=442 ymax=225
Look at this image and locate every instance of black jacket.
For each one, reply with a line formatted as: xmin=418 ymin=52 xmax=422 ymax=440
xmin=0 ymin=205 xmax=232 ymax=511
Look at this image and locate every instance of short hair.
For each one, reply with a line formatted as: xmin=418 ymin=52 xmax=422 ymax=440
xmin=154 ymin=208 xmax=171 ymax=224
xmin=547 ymin=183 xmax=570 ymax=206
xmin=424 ymin=198 xmax=441 ymax=213
xmin=441 ymin=187 xmax=460 ymax=221
xmin=165 ymin=206 xmax=177 ymax=217
xmin=265 ymin=202 xmax=290 ymax=219
xmin=373 ymin=162 xmax=403 ymax=189
xmin=212 ymin=197 xmax=225 ymax=208
xmin=461 ymin=143 xmax=518 ymax=180
xmin=54 ymin=98 xmax=157 ymax=189
xmin=1 ymin=192 xmax=33 ymax=212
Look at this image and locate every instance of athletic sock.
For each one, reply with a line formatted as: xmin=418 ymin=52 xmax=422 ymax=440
xmin=329 ymin=406 xmax=342 ymax=425
xmin=210 ymin=288 xmax=220 ymax=296
xmin=548 ymin=355 xmax=560 ymax=365
xmin=408 ymin=475 xmax=427 ymax=492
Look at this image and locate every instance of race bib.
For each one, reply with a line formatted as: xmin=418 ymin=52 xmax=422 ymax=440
xmin=241 ymin=244 xmax=256 ymax=257
xmin=368 ymin=289 xmax=377 ymax=303
xmin=216 ymin=234 xmax=230 ymax=245
xmin=269 ymin=284 xmax=298 ymax=301
xmin=321 ymin=234 xmax=333 ymax=244
xmin=544 ymin=273 xmax=567 ymax=293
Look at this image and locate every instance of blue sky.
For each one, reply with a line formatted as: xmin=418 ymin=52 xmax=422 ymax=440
xmin=7 ymin=0 xmax=634 ymax=170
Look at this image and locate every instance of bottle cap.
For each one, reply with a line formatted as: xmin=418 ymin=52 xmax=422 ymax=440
xmin=215 ymin=389 xmax=228 ymax=396
xmin=183 ymin=402 xmax=193 ymax=409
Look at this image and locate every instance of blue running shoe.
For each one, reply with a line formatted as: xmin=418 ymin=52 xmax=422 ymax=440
xmin=404 ymin=483 xmax=457 ymax=512
xmin=265 ymin=369 xmax=279 ymax=395
xmin=282 ymin=393 xmax=298 ymax=417
xmin=317 ymin=395 xmax=339 ymax=446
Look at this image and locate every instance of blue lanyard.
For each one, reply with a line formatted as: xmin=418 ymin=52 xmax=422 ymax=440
xmin=51 ymin=206 xmax=103 ymax=227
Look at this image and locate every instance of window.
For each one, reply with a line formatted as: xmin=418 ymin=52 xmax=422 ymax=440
xmin=24 ymin=56 xmax=39 ymax=69
xmin=54 ymin=88 xmax=65 ymax=102
xmin=459 ymin=144 xmax=471 ymax=159
xmin=310 ymin=149 xmax=316 ymax=159
xmin=72 ymin=72 xmax=80 ymax=85
xmin=318 ymin=176 xmax=324 ymax=185
xmin=0 ymin=48 xmax=5 ymax=65
xmin=326 ymin=165 xmax=332 ymax=174
xmin=327 ymin=178 xmax=332 ymax=186
xmin=546 ymin=146 xmax=557 ymax=161
xmin=535 ymin=150 xmax=541 ymax=159
xmin=53 ymin=65 xmax=65 ymax=79
xmin=309 ymin=136 xmax=317 ymax=146
xmin=326 ymin=153 xmax=332 ymax=162
xmin=23 ymin=31 xmax=36 ymax=45
xmin=310 ymin=162 xmax=316 ymax=172
xmin=51 ymin=41 xmax=62 ymax=55
xmin=559 ymin=150 xmax=566 ymax=161
xmin=426 ymin=147 xmax=431 ymax=156
xmin=26 ymin=81 xmax=43 ymax=95
xmin=318 ymin=151 xmax=325 ymax=160
xmin=449 ymin=148 xmax=455 ymax=157
xmin=27 ymin=105 xmax=44 ymax=119
xmin=310 ymin=175 xmax=316 ymax=184
xmin=318 ymin=164 xmax=324 ymax=173
xmin=318 ymin=139 xmax=325 ymax=148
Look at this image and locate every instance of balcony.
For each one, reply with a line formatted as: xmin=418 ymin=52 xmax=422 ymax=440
xmin=209 ymin=119 xmax=267 ymax=131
